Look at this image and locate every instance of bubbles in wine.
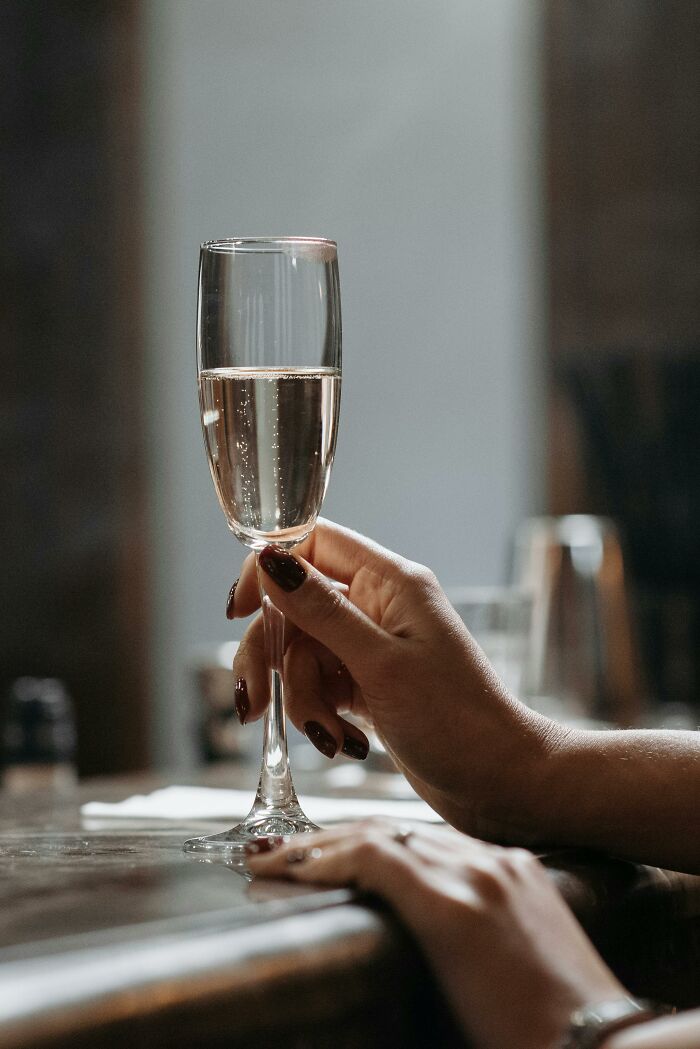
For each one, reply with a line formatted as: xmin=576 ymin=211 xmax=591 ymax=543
xmin=199 ymin=367 xmax=341 ymax=548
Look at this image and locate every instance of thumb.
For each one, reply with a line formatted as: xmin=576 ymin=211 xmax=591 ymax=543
xmin=257 ymin=545 xmax=388 ymax=670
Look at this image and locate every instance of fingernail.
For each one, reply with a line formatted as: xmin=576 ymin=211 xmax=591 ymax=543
xmin=235 ymin=678 xmax=249 ymax=725
xmin=303 ymin=720 xmax=338 ymax=759
xmin=342 ymin=733 xmax=369 ymax=761
xmin=259 ymin=546 xmax=307 ymax=592
xmin=244 ymin=836 xmax=283 ymax=856
xmin=226 ymin=579 xmax=238 ymax=619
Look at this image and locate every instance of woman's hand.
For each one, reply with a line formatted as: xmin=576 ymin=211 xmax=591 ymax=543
xmin=245 ymin=820 xmax=624 ymax=1049
xmin=229 ymin=519 xmax=566 ymax=844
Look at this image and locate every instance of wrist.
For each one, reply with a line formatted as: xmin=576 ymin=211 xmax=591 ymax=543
xmin=464 ymin=705 xmax=575 ymax=847
xmin=523 ymin=718 xmax=591 ymax=847
xmin=507 ymin=708 xmax=576 ymax=846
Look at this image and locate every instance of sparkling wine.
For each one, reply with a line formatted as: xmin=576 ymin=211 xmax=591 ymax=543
xmin=199 ymin=366 xmax=341 ymax=548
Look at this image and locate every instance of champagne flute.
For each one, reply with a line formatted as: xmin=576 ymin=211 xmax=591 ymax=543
xmin=184 ymin=237 xmax=341 ymax=856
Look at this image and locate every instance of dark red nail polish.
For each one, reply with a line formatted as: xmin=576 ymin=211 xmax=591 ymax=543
xmin=244 ymin=836 xmax=283 ymax=856
xmin=226 ymin=579 xmax=238 ymax=619
xmin=342 ymin=734 xmax=369 ymax=761
xmin=259 ymin=546 xmax=307 ymax=592
xmin=235 ymin=678 xmax=249 ymax=725
xmin=303 ymin=720 xmax=338 ymax=759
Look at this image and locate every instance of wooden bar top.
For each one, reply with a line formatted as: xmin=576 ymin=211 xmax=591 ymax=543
xmin=1 ymin=765 xmax=699 ymax=1049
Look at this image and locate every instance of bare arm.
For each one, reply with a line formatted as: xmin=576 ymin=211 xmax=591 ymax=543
xmin=538 ymin=728 xmax=700 ymax=874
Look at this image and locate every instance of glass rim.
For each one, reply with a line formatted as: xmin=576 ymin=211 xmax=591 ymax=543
xmin=200 ymin=236 xmax=337 ymax=254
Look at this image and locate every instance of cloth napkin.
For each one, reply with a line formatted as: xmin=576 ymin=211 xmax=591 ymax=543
xmin=81 ymin=785 xmax=442 ymax=823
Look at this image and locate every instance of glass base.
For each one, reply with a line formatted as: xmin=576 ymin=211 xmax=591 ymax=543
xmin=183 ymin=797 xmax=320 ymax=858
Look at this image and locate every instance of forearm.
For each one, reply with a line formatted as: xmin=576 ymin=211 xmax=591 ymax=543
xmin=537 ymin=726 xmax=700 ymax=873
xmin=604 ymin=1009 xmax=700 ymax=1048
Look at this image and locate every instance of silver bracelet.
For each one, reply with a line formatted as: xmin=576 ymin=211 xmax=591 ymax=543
xmin=559 ymin=996 xmax=664 ymax=1049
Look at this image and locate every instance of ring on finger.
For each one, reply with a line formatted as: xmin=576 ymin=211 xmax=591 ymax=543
xmin=286 ymin=846 xmax=323 ymax=865
xmin=392 ymin=825 xmax=414 ymax=847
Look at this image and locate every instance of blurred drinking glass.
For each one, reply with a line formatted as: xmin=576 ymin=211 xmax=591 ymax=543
xmin=512 ymin=515 xmax=646 ymax=727
xmin=447 ymin=586 xmax=532 ymax=697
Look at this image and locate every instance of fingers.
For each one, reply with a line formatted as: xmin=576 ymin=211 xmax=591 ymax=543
xmin=255 ymin=546 xmax=392 ymax=673
xmin=245 ymin=819 xmax=529 ymax=893
xmin=233 ymin=620 xmax=369 ymax=759
xmin=246 ymin=824 xmax=434 ymax=929
xmin=245 ymin=821 xmax=488 ymax=882
xmin=228 ymin=551 xmax=261 ymax=619
xmin=231 ymin=613 xmax=306 ymax=724
xmin=245 ymin=821 xmax=539 ymax=935
xmin=285 ymin=636 xmax=368 ymax=760
xmin=300 ymin=519 xmax=408 ymax=584
xmin=231 ymin=616 xmax=270 ymax=723
xmin=225 ymin=519 xmax=406 ymax=620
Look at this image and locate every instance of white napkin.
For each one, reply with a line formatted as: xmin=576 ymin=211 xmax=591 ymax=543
xmin=81 ymin=785 xmax=442 ymax=823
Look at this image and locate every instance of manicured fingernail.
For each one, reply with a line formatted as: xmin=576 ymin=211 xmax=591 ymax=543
xmin=226 ymin=579 xmax=238 ymax=619
xmin=303 ymin=720 xmax=338 ymax=759
xmin=244 ymin=836 xmax=283 ymax=856
xmin=342 ymin=733 xmax=369 ymax=761
xmin=235 ymin=678 xmax=249 ymax=725
xmin=259 ymin=546 xmax=307 ymax=592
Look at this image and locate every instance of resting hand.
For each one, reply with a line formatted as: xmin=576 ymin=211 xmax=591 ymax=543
xmin=246 ymin=820 xmax=623 ymax=1049
xmin=230 ymin=520 xmax=565 ymax=844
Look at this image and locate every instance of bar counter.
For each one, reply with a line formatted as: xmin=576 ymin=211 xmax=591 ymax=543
xmin=1 ymin=764 xmax=699 ymax=1049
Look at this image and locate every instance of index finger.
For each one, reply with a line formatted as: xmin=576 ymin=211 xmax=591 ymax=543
xmin=231 ymin=519 xmax=402 ymax=618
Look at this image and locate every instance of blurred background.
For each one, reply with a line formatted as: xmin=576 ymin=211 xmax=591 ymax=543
xmin=2 ymin=1 xmax=698 ymax=776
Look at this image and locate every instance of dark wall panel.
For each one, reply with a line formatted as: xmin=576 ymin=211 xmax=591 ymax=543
xmin=1 ymin=2 xmax=148 ymax=773
xmin=545 ymin=1 xmax=700 ymax=708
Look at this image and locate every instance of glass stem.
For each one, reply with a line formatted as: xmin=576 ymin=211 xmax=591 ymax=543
xmin=253 ymin=554 xmax=298 ymax=811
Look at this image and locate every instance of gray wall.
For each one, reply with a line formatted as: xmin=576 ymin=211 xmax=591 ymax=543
xmin=142 ymin=1 xmax=545 ymax=767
